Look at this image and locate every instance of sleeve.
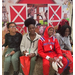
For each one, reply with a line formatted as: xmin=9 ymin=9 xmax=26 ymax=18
xmin=38 ymin=39 xmax=48 ymax=59
xmin=2 ymin=34 xmax=8 ymax=47
xmin=34 ymin=48 xmax=38 ymax=56
xmin=65 ymin=37 xmax=72 ymax=51
xmin=34 ymin=35 xmax=41 ymax=56
xmin=54 ymin=39 xmax=63 ymax=57
xmin=55 ymin=34 xmax=64 ymax=50
xmin=20 ymin=34 xmax=26 ymax=53
xmin=55 ymin=33 xmax=60 ymax=43
xmin=14 ymin=47 xmax=20 ymax=52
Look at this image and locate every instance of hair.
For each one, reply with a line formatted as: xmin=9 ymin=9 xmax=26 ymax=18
xmin=58 ymin=24 xmax=71 ymax=37
xmin=24 ymin=18 xmax=36 ymax=27
xmin=57 ymin=19 xmax=69 ymax=32
xmin=7 ymin=22 xmax=16 ymax=28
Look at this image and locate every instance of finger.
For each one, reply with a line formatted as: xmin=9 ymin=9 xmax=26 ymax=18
xmin=57 ymin=62 xmax=62 ymax=68
xmin=57 ymin=62 xmax=63 ymax=68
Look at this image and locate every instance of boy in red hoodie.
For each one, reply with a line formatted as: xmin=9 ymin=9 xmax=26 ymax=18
xmin=38 ymin=26 xmax=69 ymax=75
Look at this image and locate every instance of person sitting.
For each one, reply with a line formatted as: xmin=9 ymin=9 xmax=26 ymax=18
xmin=38 ymin=26 xmax=69 ymax=75
xmin=2 ymin=22 xmax=22 ymax=75
xmin=20 ymin=18 xmax=41 ymax=75
xmin=55 ymin=24 xmax=73 ymax=74
xmin=57 ymin=19 xmax=73 ymax=46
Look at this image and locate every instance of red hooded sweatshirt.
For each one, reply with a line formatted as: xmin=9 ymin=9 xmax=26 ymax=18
xmin=38 ymin=26 xmax=63 ymax=59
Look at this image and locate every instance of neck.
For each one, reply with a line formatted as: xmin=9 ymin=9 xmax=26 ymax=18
xmin=29 ymin=33 xmax=36 ymax=36
xmin=10 ymin=32 xmax=16 ymax=36
xmin=49 ymin=35 xmax=53 ymax=38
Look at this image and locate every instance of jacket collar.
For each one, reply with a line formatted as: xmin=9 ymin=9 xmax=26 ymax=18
xmin=26 ymin=32 xmax=39 ymax=41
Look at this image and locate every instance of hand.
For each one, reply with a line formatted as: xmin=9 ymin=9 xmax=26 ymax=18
xmin=28 ymin=53 xmax=36 ymax=58
xmin=57 ymin=58 xmax=63 ymax=68
xmin=2 ymin=47 xmax=5 ymax=55
xmin=2 ymin=46 xmax=5 ymax=51
xmin=10 ymin=51 xmax=15 ymax=55
xmin=63 ymin=53 xmax=66 ymax=57
xmin=23 ymin=50 xmax=27 ymax=55
xmin=71 ymin=51 xmax=73 ymax=55
xmin=49 ymin=58 xmax=56 ymax=62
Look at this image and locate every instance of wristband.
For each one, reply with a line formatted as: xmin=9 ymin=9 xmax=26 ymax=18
xmin=46 ymin=56 xmax=50 ymax=60
xmin=59 ymin=56 xmax=63 ymax=59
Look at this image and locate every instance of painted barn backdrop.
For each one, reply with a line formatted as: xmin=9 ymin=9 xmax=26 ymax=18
xmin=2 ymin=0 xmax=73 ymax=45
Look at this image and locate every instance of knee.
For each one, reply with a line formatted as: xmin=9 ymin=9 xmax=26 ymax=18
xmin=63 ymin=57 xmax=69 ymax=65
xmin=31 ymin=57 xmax=36 ymax=62
xmin=43 ymin=60 xmax=50 ymax=67
xmin=4 ymin=58 xmax=11 ymax=63
xmin=12 ymin=57 xmax=18 ymax=62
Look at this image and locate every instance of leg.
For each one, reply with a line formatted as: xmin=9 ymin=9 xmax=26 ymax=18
xmin=68 ymin=61 xmax=73 ymax=73
xmin=29 ymin=56 xmax=36 ymax=75
xmin=4 ymin=51 xmax=12 ymax=72
xmin=11 ymin=51 xmax=20 ymax=71
xmin=4 ymin=48 xmax=15 ymax=75
xmin=43 ymin=59 xmax=50 ymax=75
xmin=58 ymin=56 xmax=69 ymax=74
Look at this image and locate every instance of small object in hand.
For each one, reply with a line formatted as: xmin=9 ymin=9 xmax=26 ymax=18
xmin=57 ymin=62 xmax=62 ymax=68
xmin=52 ymin=62 xmax=58 ymax=72
xmin=5 ymin=54 xmax=10 ymax=57
xmin=59 ymin=61 xmax=64 ymax=67
xmin=25 ymin=53 xmax=29 ymax=56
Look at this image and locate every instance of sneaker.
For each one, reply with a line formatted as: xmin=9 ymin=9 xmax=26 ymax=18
xmin=56 ymin=72 xmax=60 ymax=75
xmin=18 ymin=73 xmax=23 ymax=75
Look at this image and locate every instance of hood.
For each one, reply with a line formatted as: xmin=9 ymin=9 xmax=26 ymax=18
xmin=44 ymin=26 xmax=54 ymax=38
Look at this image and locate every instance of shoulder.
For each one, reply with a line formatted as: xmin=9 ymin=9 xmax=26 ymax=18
xmin=16 ymin=32 xmax=22 ymax=35
xmin=36 ymin=33 xmax=41 ymax=39
xmin=5 ymin=33 xmax=10 ymax=37
xmin=39 ymin=37 xmax=45 ymax=42
xmin=23 ymin=33 xmax=28 ymax=38
xmin=55 ymin=33 xmax=60 ymax=37
xmin=55 ymin=33 xmax=61 ymax=39
xmin=16 ymin=32 xmax=22 ymax=37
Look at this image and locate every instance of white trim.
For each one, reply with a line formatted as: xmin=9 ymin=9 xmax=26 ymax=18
xmin=9 ymin=4 xmax=27 ymax=22
xmin=46 ymin=56 xmax=50 ymax=60
xmin=15 ymin=22 xmax=24 ymax=24
xmin=49 ymin=5 xmax=61 ymax=20
xmin=48 ymin=4 xmax=62 ymax=26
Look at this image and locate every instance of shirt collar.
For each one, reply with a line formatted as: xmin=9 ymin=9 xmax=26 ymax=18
xmin=26 ymin=32 xmax=39 ymax=41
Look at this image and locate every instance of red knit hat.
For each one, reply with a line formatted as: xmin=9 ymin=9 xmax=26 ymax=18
xmin=58 ymin=19 xmax=69 ymax=30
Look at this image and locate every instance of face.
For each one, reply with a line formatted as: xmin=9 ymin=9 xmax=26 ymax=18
xmin=48 ymin=27 xmax=54 ymax=37
xmin=64 ymin=28 xmax=70 ymax=37
xmin=28 ymin=24 xmax=35 ymax=35
xmin=8 ymin=23 xmax=16 ymax=33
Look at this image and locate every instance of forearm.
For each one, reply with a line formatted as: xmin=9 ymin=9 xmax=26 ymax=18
xmin=13 ymin=47 xmax=20 ymax=52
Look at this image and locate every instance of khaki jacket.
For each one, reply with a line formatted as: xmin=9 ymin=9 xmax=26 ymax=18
xmin=20 ymin=32 xmax=41 ymax=55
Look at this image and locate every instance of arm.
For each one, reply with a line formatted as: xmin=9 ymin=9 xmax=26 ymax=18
xmin=65 ymin=37 xmax=72 ymax=51
xmin=54 ymin=39 xmax=63 ymax=57
xmin=38 ymin=39 xmax=48 ymax=59
xmin=2 ymin=34 xmax=8 ymax=47
xmin=2 ymin=34 xmax=8 ymax=55
xmin=20 ymin=34 xmax=27 ymax=53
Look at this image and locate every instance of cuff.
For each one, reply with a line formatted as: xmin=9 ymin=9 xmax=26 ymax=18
xmin=46 ymin=56 xmax=50 ymax=60
xmin=59 ymin=56 xmax=63 ymax=59
xmin=2 ymin=46 xmax=5 ymax=51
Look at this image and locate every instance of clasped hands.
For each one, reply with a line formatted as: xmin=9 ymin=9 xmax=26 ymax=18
xmin=23 ymin=50 xmax=35 ymax=58
xmin=49 ymin=57 xmax=63 ymax=68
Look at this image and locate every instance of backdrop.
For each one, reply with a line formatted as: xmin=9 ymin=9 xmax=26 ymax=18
xmin=2 ymin=0 xmax=73 ymax=44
